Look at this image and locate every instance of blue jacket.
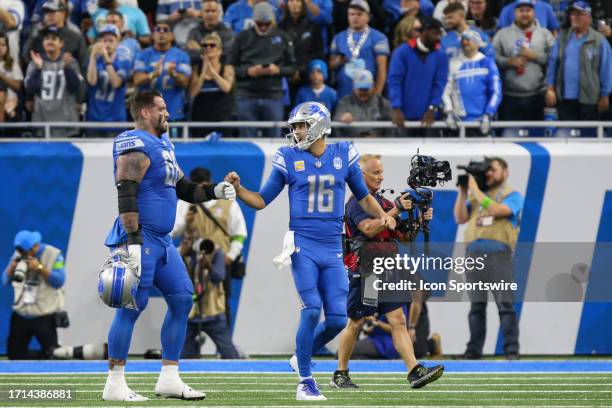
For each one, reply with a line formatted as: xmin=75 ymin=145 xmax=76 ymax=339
xmin=387 ymin=40 xmax=449 ymax=120
xmin=443 ymin=53 xmax=502 ymax=120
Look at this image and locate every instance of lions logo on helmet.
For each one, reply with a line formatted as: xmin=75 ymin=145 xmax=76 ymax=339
xmin=98 ymin=249 xmax=140 ymax=310
xmin=287 ymin=102 xmax=332 ymax=150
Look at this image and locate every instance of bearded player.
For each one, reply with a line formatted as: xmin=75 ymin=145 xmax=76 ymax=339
xmin=225 ymin=102 xmax=396 ymax=400
xmin=102 ymin=90 xmax=235 ymax=401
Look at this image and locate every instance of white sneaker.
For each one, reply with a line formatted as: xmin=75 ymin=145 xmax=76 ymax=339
xmin=296 ymin=378 xmax=326 ymax=401
xmin=102 ymin=379 xmax=148 ymax=402
xmin=155 ymin=378 xmax=206 ymax=400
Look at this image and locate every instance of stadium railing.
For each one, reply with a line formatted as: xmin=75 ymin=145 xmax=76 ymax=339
xmin=0 ymin=121 xmax=609 ymax=140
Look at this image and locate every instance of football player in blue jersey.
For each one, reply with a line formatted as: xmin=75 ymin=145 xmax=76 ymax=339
xmin=225 ymin=101 xmax=396 ymax=401
xmin=102 ymin=90 xmax=236 ymax=402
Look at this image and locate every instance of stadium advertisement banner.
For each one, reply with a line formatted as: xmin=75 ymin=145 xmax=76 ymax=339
xmin=1 ymin=140 xmax=612 ymax=356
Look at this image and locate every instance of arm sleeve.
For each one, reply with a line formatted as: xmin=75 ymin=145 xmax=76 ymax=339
xmin=1 ymin=256 xmax=16 ymax=286
xmin=346 ymin=195 xmax=373 ymax=230
xmin=346 ymin=143 xmax=369 ymax=201
xmin=133 ymin=51 xmax=148 ymax=73
xmin=64 ymin=60 xmax=83 ymax=93
xmin=46 ymin=253 xmax=66 ymax=289
xmin=259 ymin=166 xmax=287 ymax=205
xmin=430 ymin=53 xmax=449 ymax=107
xmin=309 ymin=0 xmax=332 ymax=25
xmin=497 ymin=6 xmax=511 ymax=28
xmin=373 ymin=32 xmax=390 ymax=57
xmin=279 ymin=35 xmax=296 ymax=77
xmin=485 ymin=59 xmax=502 ymax=116
xmin=229 ymin=36 xmax=247 ymax=79
xmin=493 ymin=32 xmax=510 ymax=68
xmin=24 ymin=62 xmax=42 ymax=94
xmin=171 ymin=200 xmax=189 ymax=238
xmin=208 ymin=249 xmax=226 ymax=284
xmin=442 ymin=63 xmax=455 ymax=113
xmin=502 ymin=191 xmax=524 ymax=218
xmin=227 ymin=201 xmax=248 ymax=260
xmin=599 ymin=39 xmax=612 ymax=96
xmin=546 ymin=39 xmax=559 ymax=86
xmin=387 ymin=47 xmax=405 ymax=109
xmin=176 ymin=50 xmax=192 ymax=77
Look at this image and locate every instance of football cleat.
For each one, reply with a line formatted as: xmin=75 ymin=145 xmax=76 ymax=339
xmin=155 ymin=379 xmax=206 ymax=400
xmin=408 ymin=364 xmax=444 ymax=389
xmin=329 ymin=370 xmax=359 ymax=388
xmin=102 ymin=381 xmax=148 ymax=402
xmin=296 ymin=378 xmax=326 ymax=401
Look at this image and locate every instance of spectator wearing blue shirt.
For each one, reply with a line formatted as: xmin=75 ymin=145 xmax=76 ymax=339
xmin=443 ymin=30 xmax=502 ymax=136
xmin=498 ymin=0 xmax=560 ymax=32
xmin=86 ymin=24 xmax=132 ymax=136
xmin=224 ymin=0 xmax=282 ymax=34
xmin=383 ymin=0 xmax=434 ymax=21
xmin=133 ymin=21 xmax=192 ymax=123
xmin=441 ymin=2 xmax=495 ymax=60
xmin=3 ymin=231 xmax=66 ymax=360
xmin=546 ymin=1 xmax=611 ymax=122
xmin=454 ymin=157 xmax=523 ymax=360
xmin=329 ymin=0 xmax=390 ymax=99
xmin=105 ymin=10 xmax=140 ymax=65
xmin=156 ymin=0 xmax=203 ymax=48
xmin=295 ymin=59 xmax=338 ymax=113
xmin=388 ymin=17 xmax=448 ymax=136
xmin=87 ymin=0 xmax=151 ymax=47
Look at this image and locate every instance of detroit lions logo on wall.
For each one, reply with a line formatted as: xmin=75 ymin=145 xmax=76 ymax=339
xmin=333 ymin=157 xmax=343 ymax=170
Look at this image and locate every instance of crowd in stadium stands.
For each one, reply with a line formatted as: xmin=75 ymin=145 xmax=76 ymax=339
xmin=0 ymin=0 xmax=609 ymax=137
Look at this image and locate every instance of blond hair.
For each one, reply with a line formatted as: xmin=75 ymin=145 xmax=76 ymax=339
xmin=359 ymin=154 xmax=382 ymax=168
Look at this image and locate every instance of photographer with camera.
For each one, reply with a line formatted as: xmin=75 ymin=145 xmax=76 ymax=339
xmin=330 ymin=154 xmax=444 ymax=390
xmin=454 ymin=157 xmax=522 ymax=360
xmin=2 ymin=230 xmax=66 ymax=360
xmin=179 ymin=223 xmax=242 ymax=359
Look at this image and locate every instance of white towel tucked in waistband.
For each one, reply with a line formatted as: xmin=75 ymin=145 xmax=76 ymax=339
xmin=272 ymin=231 xmax=295 ymax=269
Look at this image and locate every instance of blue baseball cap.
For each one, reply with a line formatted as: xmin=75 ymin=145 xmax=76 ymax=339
xmin=515 ymin=0 xmax=535 ymax=9
xmin=353 ymin=70 xmax=374 ymax=90
xmin=14 ymin=230 xmax=42 ymax=251
xmin=570 ymin=1 xmax=591 ymax=14
xmin=307 ymin=59 xmax=328 ymax=81
xmin=98 ymin=24 xmax=121 ymax=38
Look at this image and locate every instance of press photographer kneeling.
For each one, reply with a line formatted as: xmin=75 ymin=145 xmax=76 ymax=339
xmin=331 ymin=154 xmax=444 ymax=390
xmin=453 ymin=157 xmax=523 ymax=360
xmin=2 ymin=231 xmax=66 ymax=360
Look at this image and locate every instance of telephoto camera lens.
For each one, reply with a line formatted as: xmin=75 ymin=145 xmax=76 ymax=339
xmin=13 ymin=260 xmax=28 ymax=283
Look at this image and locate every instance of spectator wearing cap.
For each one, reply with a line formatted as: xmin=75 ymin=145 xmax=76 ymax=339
xmin=388 ymin=17 xmax=448 ymax=136
xmin=498 ymin=0 xmax=560 ymax=33
xmin=295 ymin=59 xmax=338 ymax=112
xmin=334 ymin=69 xmax=392 ymax=137
xmin=546 ymin=0 xmax=611 ymax=122
xmin=24 ymin=27 xmax=84 ymax=137
xmin=333 ymin=0 xmax=387 ymax=35
xmin=133 ymin=20 xmax=192 ymax=123
xmin=0 ymin=0 xmax=25 ymax=63
xmin=228 ymin=1 xmax=296 ymax=137
xmin=330 ymin=0 xmax=390 ymax=99
xmin=88 ymin=0 xmax=151 ymax=47
xmin=441 ymin=2 xmax=495 ymax=60
xmin=23 ymin=0 xmax=89 ymax=75
xmin=189 ymin=33 xmax=235 ymax=135
xmin=493 ymin=0 xmax=555 ymax=121
xmin=105 ymin=10 xmax=140 ymax=64
xmin=443 ymin=30 xmax=502 ymax=136
xmin=85 ymin=24 xmax=132 ymax=136
xmin=279 ymin=0 xmax=325 ymax=102
xmin=156 ymin=0 xmax=203 ymax=48
xmin=225 ymin=0 xmax=282 ymax=34
xmin=186 ymin=0 xmax=235 ymax=62
xmin=2 ymin=231 xmax=66 ymax=360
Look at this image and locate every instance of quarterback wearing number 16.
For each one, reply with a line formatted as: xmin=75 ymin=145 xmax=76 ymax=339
xmin=225 ymin=102 xmax=396 ymax=401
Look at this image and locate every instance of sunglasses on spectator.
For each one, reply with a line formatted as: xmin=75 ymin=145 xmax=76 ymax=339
xmin=154 ymin=26 xmax=171 ymax=33
xmin=413 ymin=26 xmax=423 ymax=32
xmin=255 ymin=21 xmax=272 ymax=28
xmin=202 ymin=43 xmax=218 ymax=49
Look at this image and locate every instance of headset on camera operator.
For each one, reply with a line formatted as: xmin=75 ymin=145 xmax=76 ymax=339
xmin=330 ymin=154 xmax=444 ymax=389
xmin=453 ymin=156 xmax=523 ymax=360
xmin=2 ymin=230 xmax=66 ymax=360
xmin=179 ymin=218 xmax=241 ymax=359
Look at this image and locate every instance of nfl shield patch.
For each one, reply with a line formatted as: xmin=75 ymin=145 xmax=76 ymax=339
xmin=333 ymin=157 xmax=343 ymax=170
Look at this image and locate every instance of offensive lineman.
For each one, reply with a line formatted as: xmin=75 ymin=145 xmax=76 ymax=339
xmin=102 ymin=90 xmax=236 ymax=401
xmin=225 ymin=102 xmax=396 ymax=400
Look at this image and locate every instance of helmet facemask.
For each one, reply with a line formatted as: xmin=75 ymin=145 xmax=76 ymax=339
xmin=286 ymin=119 xmax=321 ymax=150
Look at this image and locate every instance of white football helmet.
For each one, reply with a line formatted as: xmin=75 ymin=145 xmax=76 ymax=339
xmin=286 ymin=102 xmax=332 ymax=150
xmin=98 ymin=249 xmax=140 ymax=310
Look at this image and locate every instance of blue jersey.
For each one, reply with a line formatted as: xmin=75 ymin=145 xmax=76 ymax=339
xmin=259 ymin=142 xmax=369 ymax=243
xmin=134 ymin=46 xmax=192 ymax=120
xmin=86 ymin=49 xmax=132 ymax=122
xmin=224 ymin=0 xmax=282 ymax=33
xmin=330 ymin=28 xmax=390 ymax=99
xmin=105 ymin=129 xmax=183 ymax=247
xmin=295 ymin=85 xmax=338 ymax=114
xmin=441 ymin=28 xmax=496 ymax=61
xmin=443 ymin=53 xmax=502 ymax=121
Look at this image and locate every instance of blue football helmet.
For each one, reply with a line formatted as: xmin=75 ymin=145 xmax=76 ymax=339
xmin=98 ymin=249 xmax=140 ymax=310
xmin=287 ymin=102 xmax=332 ymax=150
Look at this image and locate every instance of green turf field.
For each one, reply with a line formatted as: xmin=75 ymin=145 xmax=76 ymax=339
xmin=1 ymin=372 xmax=611 ymax=407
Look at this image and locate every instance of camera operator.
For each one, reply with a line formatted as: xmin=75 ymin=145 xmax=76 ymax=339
xmin=2 ymin=231 xmax=66 ymax=360
xmin=179 ymin=225 xmax=242 ymax=359
xmin=453 ymin=157 xmax=523 ymax=360
xmin=330 ymin=154 xmax=444 ymax=389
